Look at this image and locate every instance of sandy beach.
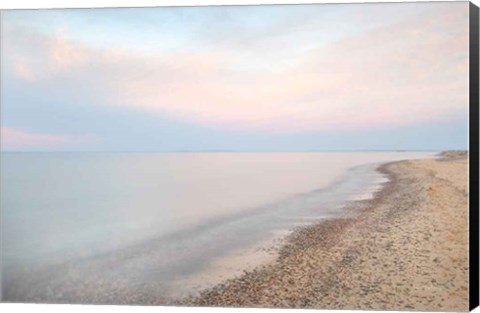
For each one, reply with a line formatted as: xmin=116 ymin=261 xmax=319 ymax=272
xmin=181 ymin=152 xmax=469 ymax=311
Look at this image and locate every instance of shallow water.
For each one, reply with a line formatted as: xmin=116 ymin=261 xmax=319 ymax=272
xmin=1 ymin=152 xmax=435 ymax=302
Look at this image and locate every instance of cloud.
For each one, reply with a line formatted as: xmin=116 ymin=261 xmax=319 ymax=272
xmin=1 ymin=127 xmax=99 ymax=150
xmin=49 ymin=30 xmax=89 ymax=68
xmin=14 ymin=63 xmax=37 ymax=81
xmin=2 ymin=2 xmax=469 ymax=134
xmin=119 ymin=3 xmax=468 ymax=132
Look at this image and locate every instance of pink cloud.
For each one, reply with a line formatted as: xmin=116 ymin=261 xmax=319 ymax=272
xmin=4 ymin=3 xmax=469 ymax=133
xmin=1 ymin=127 xmax=99 ymax=150
xmin=49 ymin=30 xmax=89 ymax=68
xmin=14 ymin=63 xmax=37 ymax=81
xmin=110 ymin=4 xmax=469 ymax=132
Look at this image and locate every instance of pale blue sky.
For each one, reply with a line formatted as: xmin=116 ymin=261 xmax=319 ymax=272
xmin=0 ymin=2 xmax=470 ymax=151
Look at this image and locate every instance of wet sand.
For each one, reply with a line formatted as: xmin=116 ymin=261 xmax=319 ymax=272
xmin=180 ymin=152 xmax=469 ymax=311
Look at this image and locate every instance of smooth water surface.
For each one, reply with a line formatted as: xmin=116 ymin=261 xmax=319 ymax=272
xmin=1 ymin=152 xmax=435 ymax=302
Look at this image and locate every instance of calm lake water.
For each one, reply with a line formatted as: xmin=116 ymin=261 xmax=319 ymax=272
xmin=1 ymin=152 xmax=435 ymax=303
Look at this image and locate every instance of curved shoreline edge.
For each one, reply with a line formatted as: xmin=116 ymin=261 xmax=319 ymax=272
xmin=178 ymin=153 xmax=469 ymax=311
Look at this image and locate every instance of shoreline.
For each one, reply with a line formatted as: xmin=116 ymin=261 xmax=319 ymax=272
xmin=178 ymin=153 xmax=469 ymax=311
xmin=168 ymin=161 xmax=393 ymax=298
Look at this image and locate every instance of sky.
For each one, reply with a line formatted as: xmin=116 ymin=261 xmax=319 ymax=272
xmin=0 ymin=2 xmax=470 ymax=152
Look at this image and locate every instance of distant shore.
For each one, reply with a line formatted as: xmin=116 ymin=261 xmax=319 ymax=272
xmin=180 ymin=152 xmax=469 ymax=311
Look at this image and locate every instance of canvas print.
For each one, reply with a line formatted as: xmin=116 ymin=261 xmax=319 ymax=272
xmin=0 ymin=1 xmax=478 ymax=311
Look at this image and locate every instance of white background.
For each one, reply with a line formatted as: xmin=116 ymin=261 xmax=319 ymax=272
xmin=0 ymin=0 xmax=479 ymax=313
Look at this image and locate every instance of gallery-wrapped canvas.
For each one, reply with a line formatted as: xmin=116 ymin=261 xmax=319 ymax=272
xmin=0 ymin=1 xmax=479 ymax=311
